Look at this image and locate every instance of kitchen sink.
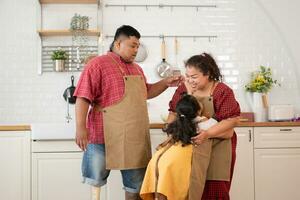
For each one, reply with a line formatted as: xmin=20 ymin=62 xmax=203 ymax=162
xmin=31 ymin=122 xmax=76 ymax=140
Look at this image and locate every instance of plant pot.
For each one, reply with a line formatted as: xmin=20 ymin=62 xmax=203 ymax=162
xmin=54 ymin=60 xmax=65 ymax=72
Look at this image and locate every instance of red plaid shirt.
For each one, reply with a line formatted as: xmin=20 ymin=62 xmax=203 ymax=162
xmin=74 ymin=52 xmax=151 ymax=144
xmin=168 ymin=82 xmax=240 ymax=199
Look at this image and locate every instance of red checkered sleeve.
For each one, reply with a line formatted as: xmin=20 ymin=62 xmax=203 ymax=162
xmin=73 ymin=62 xmax=102 ymax=103
xmin=213 ymin=83 xmax=241 ymax=121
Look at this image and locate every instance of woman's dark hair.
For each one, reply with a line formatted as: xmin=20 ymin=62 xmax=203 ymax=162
xmin=164 ymin=95 xmax=201 ymax=146
xmin=109 ymin=25 xmax=141 ymax=51
xmin=185 ymin=53 xmax=222 ymax=81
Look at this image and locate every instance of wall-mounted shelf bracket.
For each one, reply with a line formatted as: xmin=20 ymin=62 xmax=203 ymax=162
xmin=104 ymin=3 xmax=217 ymax=11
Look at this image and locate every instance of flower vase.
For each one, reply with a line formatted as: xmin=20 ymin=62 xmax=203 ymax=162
xmin=252 ymin=92 xmax=268 ymax=122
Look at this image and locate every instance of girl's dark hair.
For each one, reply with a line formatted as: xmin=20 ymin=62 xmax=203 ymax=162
xmin=185 ymin=53 xmax=222 ymax=81
xmin=109 ymin=25 xmax=141 ymax=51
xmin=164 ymin=95 xmax=201 ymax=146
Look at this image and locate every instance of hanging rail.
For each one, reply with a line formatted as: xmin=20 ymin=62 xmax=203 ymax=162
xmin=105 ymin=34 xmax=217 ymax=42
xmin=104 ymin=3 xmax=217 ymax=11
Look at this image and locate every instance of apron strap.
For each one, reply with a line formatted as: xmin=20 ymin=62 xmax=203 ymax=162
xmin=209 ymin=81 xmax=218 ymax=98
xmin=108 ymin=54 xmax=127 ymax=76
xmin=92 ymin=103 xmax=103 ymax=113
xmin=108 ymin=53 xmax=143 ymax=76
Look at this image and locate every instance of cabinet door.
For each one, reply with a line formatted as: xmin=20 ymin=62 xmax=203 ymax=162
xmin=0 ymin=131 xmax=30 ymax=200
xmin=230 ymin=127 xmax=254 ymax=200
xmin=32 ymin=152 xmax=92 ymax=200
xmin=255 ymin=148 xmax=300 ymax=200
xmin=150 ymin=129 xmax=168 ymax=154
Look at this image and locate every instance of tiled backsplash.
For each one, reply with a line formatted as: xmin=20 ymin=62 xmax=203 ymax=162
xmin=0 ymin=0 xmax=299 ymax=123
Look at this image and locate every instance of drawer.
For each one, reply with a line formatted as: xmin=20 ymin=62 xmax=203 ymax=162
xmin=32 ymin=140 xmax=82 ymax=152
xmin=254 ymin=127 xmax=300 ymax=148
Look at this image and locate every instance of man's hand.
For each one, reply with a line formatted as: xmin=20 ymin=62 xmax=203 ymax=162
xmin=76 ymin=127 xmax=89 ymax=151
xmin=165 ymin=75 xmax=184 ymax=87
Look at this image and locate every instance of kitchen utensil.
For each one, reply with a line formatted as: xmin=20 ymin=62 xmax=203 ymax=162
xmin=63 ymin=75 xmax=76 ymax=104
xmin=156 ymin=38 xmax=171 ymax=78
xmin=174 ymin=37 xmax=178 ymax=66
xmin=135 ymin=42 xmax=148 ymax=63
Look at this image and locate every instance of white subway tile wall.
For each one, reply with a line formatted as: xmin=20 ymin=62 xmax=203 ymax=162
xmin=0 ymin=0 xmax=299 ymax=123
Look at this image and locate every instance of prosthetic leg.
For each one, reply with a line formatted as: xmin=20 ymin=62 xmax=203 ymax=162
xmin=92 ymin=186 xmax=101 ymax=200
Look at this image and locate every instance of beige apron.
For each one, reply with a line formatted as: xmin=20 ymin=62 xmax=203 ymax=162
xmin=100 ymin=55 xmax=152 ymax=169
xmin=188 ymin=94 xmax=232 ymax=199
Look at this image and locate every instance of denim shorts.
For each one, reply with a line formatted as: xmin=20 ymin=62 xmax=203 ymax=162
xmin=81 ymin=144 xmax=146 ymax=193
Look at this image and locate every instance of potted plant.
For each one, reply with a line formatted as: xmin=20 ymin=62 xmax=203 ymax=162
xmin=51 ymin=49 xmax=68 ymax=72
xmin=70 ymin=13 xmax=90 ymax=46
xmin=245 ymin=66 xmax=280 ymax=121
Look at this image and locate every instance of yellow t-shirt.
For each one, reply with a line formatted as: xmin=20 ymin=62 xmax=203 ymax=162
xmin=140 ymin=142 xmax=193 ymax=200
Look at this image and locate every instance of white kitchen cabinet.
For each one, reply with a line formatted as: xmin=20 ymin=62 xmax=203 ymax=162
xmin=0 ymin=131 xmax=31 ymax=200
xmin=31 ymin=140 xmax=98 ymax=200
xmin=149 ymin=129 xmax=168 ymax=154
xmin=230 ymin=127 xmax=254 ymax=200
xmin=254 ymin=127 xmax=300 ymax=200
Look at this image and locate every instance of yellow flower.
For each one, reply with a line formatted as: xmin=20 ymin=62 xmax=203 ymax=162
xmin=245 ymin=66 xmax=280 ymax=93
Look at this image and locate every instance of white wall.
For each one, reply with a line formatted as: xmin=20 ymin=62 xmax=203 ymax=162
xmin=0 ymin=0 xmax=299 ymax=124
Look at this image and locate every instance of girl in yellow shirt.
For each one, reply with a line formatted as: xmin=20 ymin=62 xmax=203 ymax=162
xmin=140 ymin=94 xmax=213 ymax=200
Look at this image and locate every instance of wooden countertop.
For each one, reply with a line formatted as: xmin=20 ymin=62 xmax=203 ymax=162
xmin=149 ymin=121 xmax=300 ymax=129
xmin=1 ymin=122 xmax=300 ymax=131
xmin=0 ymin=125 xmax=31 ymax=131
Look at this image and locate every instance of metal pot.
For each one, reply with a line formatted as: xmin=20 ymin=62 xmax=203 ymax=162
xmin=63 ymin=75 xmax=76 ymax=104
xmin=135 ymin=42 xmax=148 ymax=63
xmin=156 ymin=38 xmax=171 ymax=78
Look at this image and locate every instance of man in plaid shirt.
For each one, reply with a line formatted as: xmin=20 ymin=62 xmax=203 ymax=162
xmin=74 ymin=25 xmax=181 ymax=200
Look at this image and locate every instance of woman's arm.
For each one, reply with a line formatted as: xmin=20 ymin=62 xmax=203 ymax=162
xmin=166 ymin=111 xmax=177 ymax=123
xmin=191 ymin=117 xmax=239 ymax=145
xmin=207 ymin=117 xmax=239 ymax=138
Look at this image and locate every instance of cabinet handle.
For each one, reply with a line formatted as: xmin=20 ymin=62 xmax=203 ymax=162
xmin=248 ymin=130 xmax=252 ymax=142
xmin=280 ymin=128 xmax=292 ymax=132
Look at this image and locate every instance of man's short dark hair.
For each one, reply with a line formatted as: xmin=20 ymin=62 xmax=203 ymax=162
xmin=114 ymin=25 xmax=140 ymax=40
xmin=110 ymin=25 xmax=141 ymax=51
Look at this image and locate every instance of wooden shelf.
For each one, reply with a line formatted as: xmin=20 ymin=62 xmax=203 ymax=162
xmin=38 ymin=29 xmax=101 ymax=37
xmin=39 ymin=0 xmax=98 ymax=4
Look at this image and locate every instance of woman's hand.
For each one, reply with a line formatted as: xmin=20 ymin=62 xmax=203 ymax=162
xmin=184 ymin=78 xmax=194 ymax=94
xmin=191 ymin=130 xmax=211 ymax=145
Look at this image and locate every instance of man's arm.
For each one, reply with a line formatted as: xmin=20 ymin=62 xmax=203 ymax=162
xmin=75 ymin=97 xmax=90 ymax=151
xmin=147 ymin=76 xmax=183 ymax=99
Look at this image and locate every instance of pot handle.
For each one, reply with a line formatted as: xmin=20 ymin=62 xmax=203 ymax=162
xmin=71 ymin=75 xmax=75 ymax=86
xmin=161 ymin=37 xmax=166 ymax=60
